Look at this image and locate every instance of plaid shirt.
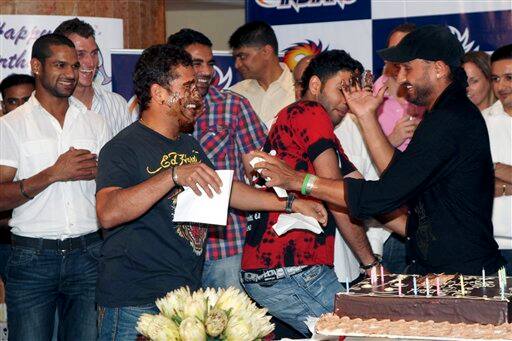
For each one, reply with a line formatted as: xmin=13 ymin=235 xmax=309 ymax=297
xmin=193 ymin=86 xmax=267 ymax=260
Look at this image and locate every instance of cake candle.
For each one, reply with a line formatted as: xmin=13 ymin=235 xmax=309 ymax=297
xmin=371 ymin=266 xmax=377 ymax=285
xmin=413 ymin=276 xmax=418 ymax=295
xmin=426 ymin=277 xmax=430 ymax=296
xmin=436 ymin=276 xmax=441 ymax=296
xmin=380 ymin=265 xmax=385 ymax=284
xmin=398 ymin=276 xmax=402 ymax=296
xmin=482 ymin=268 xmax=486 ymax=288
xmin=346 ymin=277 xmax=349 ymax=294
xmin=460 ymin=275 xmax=465 ymax=296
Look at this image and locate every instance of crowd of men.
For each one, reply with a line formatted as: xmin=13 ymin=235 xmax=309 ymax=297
xmin=0 ymin=17 xmax=511 ymax=340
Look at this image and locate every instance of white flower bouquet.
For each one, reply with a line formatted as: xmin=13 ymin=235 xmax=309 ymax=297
xmin=136 ymin=286 xmax=275 ymax=341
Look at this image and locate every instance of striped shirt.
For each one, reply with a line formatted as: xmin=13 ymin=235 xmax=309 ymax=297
xmin=193 ymin=86 xmax=267 ymax=260
xmin=90 ymin=84 xmax=136 ymax=136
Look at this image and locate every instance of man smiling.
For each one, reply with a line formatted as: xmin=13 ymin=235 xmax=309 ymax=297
xmin=54 ymin=18 xmax=135 ymax=136
xmin=0 ymin=33 xmax=109 ymax=340
xmin=167 ymin=29 xmax=267 ymax=292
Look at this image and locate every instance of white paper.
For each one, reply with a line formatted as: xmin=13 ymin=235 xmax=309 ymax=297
xmin=249 ymin=156 xmax=288 ymax=198
xmin=272 ymin=213 xmax=323 ymax=236
xmin=173 ymin=170 xmax=234 ymax=226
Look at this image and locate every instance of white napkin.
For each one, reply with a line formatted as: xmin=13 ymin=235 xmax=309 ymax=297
xmin=173 ymin=169 xmax=234 ymax=226
xmin=249 ymin=156 xmax=288 ymax=198
xmin=272 ymin=213 xmax=323 ymax=236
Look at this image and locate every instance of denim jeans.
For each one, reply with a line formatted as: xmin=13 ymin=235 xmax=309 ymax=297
xmin=500 ymin=250 xmax=512 ymax=275
xmin=382 ymin=233 xmax=408 ymax=274
xmin=6 ymin=240 xmax=100 ymax=341
xmin=202 ymin=253 xmax=244 ymax=291
xmin=242 ymin=265 xmax=343 ymax=336
xmin=0 ymin=243 xmax=10 ymax=282
xmin=98 ymin=304 xmax=159 ymax=341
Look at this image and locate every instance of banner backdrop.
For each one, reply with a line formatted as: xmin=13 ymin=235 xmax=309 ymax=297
xmin=111 ymin=49 xmax=243 ymax=107
xmin=0 ymin=15 xmax=123 ymax=89
xmin=247 ymin=1 xmax=512 ymax=76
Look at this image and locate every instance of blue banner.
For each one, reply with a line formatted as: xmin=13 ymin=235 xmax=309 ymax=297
xmin=247 ymin=0 xmax=371 ymax=25
xmin=372 ymin=10 xmax=512 ymax=77
xmin=111 ymin=50 xmax=242 ymax=102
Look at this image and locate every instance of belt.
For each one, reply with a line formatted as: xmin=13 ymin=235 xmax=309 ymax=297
xmin=241 ymin=265 xmax=312 ymax=283
xmin=11 ymin=230 xmax=102 ymax=252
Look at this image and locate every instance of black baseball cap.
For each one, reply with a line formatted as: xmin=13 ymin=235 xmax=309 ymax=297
xmin=377 ymin=25 xmax=464 ymax=67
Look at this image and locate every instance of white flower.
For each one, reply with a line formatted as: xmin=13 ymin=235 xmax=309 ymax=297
xmin=157 ymin=286 xmax=192 ymax=320
xmin=205 ymin=308 xmax=228 ymax=337
xmin=136 ymin=313 xmax=180 ymax=341
xmin=179 ymin=316 xmax=207 ymax=341
xmin=214 ymin=287 xmax=251 ymax=316
xmin=183 ymin=295 xmax=207 ymax=321
xmin=203 ymin=287 xmax=219 ymax=309
xmin=224 ymin=315 xmax=257 ymax=341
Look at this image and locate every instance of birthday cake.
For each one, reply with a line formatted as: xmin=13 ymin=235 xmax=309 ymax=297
xmin=315 ymin=272 xmax=512 ymax=339
xmin=334 ymin=273 xmax=512 ymax=325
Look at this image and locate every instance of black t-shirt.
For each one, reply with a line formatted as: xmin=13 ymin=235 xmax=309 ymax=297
xmin=96 ymin=122 xmax=213 ymax=307
xmin=345 ymin=82 xmax=505 ymax=275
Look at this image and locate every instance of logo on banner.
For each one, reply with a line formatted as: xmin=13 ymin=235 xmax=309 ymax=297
xmin=283 ymin=40 xmax=326 ymax=71
xmin=256 ymin=0 xmax=357 ymax=13
xmin=212 ymin=65 xmax=233 ymax=89
xmin=448 ymin=26 xmax=480 ymax=52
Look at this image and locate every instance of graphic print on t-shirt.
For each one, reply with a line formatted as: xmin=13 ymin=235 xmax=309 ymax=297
xmin=146 ymin=148 xmax=207 ymax=256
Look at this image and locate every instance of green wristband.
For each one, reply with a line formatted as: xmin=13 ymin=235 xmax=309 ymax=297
xmin=301 ymin=173 xmax=311 ymax=196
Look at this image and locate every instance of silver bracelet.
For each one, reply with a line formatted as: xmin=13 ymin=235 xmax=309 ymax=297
xmin=171 ymin=167 xmax=179 ymax=186
xmin=305 ymin=174 xmax=318 ymax=195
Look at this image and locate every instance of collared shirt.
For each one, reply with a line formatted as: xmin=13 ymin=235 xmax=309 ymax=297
xmin=334 ymin=114 xmax=390 ymax=282
xmin=193 ymin=86 xmax=267 ymax=260
xmin=345 ymin=82 xmax=505 ymax=275
xmin=483 ymin=101 xmax=512 ymax=249
xmin=89 ymin=84 xmax=136 ymax=137
xmin=0 ymin=94 xmax=111 ymax=239
xmin=374 ymin=75 xmax=424 ymax=151
xmin=229 ymin=63 xmax=295 ymax=128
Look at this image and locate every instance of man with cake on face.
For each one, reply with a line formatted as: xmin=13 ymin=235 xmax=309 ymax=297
xmin=251 ymin=25 xmax=506 ymax=276
xmin=94 ymin=44 xmax=326 ymax=340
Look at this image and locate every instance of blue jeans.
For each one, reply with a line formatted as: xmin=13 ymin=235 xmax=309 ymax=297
xmin=500 ymin=250 xmax=512 ymax=275
xmin=6 ymin=241 xmax=100 ymax=341
xmin=242 ymin=265 xmax=343 ymax=336
xmin=202 ymin=253 xmax=244 ymax=291
xmin=0 ymin=244 xmax=10 ymax=282
xmin=98 ymin=304 xmax=159 ymax=341
xmin=382 ymin=233 xmax=408 ymax=274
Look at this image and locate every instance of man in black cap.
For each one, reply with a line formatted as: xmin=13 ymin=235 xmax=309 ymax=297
xmin=250 ymin=25 xmax=506 ymax=275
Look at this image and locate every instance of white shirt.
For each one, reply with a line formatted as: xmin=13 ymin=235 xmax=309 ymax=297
xmin=333 ymin=114 xmax=391 ymax=282
xmin=0 ymin=94 xmax=111 ymax=239
xmin=89 ymin=84 xmax=136 ymax=137
xmin=230 ymin=63 xmax=295 ymax=128
xmin=483 ymin=101 xmax=512 ymax=249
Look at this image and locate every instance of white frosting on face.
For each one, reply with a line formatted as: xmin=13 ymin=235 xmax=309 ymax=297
xmin=165 ymin=92 xmax=180 ymax=106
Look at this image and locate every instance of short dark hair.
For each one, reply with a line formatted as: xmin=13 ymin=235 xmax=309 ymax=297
xmin=229 ymin=21 xmax=278 ymax=55
xmin=0 ymin=74 xmax=35 ymax=98
xmin=31 ymin=33 xmax=75 ymax=63
xmin=386 ymin=23 xmax=416 ymax=46
xmin=167 ymin=28 xmax=212 ymax=49
xmin=301 ymin=50 xmax=363 ymax=97
xmin=133 ymin=44 xmax=192 ymax=112
xmin=491 ymin=44 xmax=512 ymax=64
xmin=54 ymin=18 xmax=95 ymax=39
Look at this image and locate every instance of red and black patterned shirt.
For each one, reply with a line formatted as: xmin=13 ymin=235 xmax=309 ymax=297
xmin=241 ymin=100 xmax=355 ymax=271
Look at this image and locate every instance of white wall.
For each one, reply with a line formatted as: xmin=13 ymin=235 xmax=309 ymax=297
xmin=165 ymin=1 xmax=245 ymax=51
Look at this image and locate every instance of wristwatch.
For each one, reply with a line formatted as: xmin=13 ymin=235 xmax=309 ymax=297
xmin=359 ymin=254 xmax=382 ymax=272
